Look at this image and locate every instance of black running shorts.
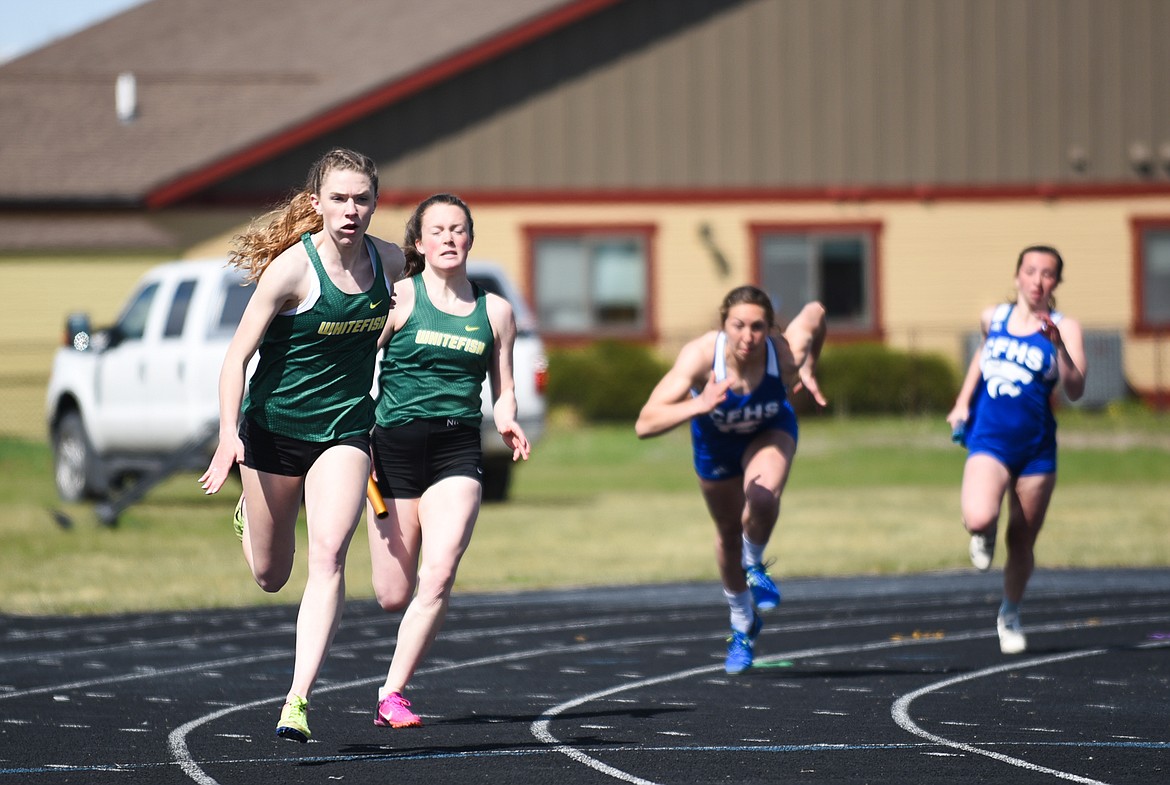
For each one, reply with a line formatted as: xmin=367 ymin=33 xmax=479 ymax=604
xmin=239 ymin=416 xmax=371 ymax=477
xmin=371 ymin=419 xmax=483 ymax=498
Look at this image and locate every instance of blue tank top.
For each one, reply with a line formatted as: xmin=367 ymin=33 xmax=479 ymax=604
xmin=690 ymin=332 xmax=790 ymax=441
xmin=970 ymin=303 xmax=1061 ymax=443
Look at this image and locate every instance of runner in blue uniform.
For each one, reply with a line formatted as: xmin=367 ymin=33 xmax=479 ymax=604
xmin=636 ymin=285 xmax=826 ymax=673
xmin=947 ymin=245 xmax=1087 ymax=654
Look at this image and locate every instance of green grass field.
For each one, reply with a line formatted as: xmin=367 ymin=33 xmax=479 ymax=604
xmin=2 ymin=410 xmax=1168 ymax=616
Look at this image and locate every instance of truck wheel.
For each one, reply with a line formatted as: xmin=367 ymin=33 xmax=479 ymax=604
xmin=53 ymin=411 xmax=104 ymax=502
xmin=481 ymin=456 xmax=512 ymax=502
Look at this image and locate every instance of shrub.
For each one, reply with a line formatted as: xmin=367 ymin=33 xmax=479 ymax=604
xmin=549 ymin=340 xmax=958 ymax=421
xmin=804 ymin=342 xmax=959 ymax=416
xmin=547 ymin=341 xmax=671 ymax=422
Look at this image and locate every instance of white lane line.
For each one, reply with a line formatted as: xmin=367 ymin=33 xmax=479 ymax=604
xmin=77 ymin=608 xmax=1170 ymax=784
xmin=169 ymin=695 xmax=285 ymax=785
xmin=0 ymin=613 xmax=682 ymax=701
xmin=1 ymin=591 xmax=1061 ymax=668
xmin=1 ymin=611 xmax=660 ymax=667
xmin=889 ymin=636 xmax=1170 ymax=785
xmin=6 ymin=591 xmax=1162 ymax=655
xmin=164 ymin=612 xmax=1170 ymax=785
xmin=531 ymin=660 xmax=718 ymax=785
xmin=530 ymin=614 xmax=1170 ymax=784
xmin=527 ymin=631 xmax=996 ymax=785
xmin=1 ymin=605 xmax=990 ymax=701
xmin=168 ymin=630 xmax=718 ymax=785
xmin=0 ymin=650 xmax=292 ymax=701
xmin=0 ymin=625 xmax=296 ymax=666
xmin=0 ymin=608 xmax=292 ymax=645
xmin=891 ymin=649 xmax=1110 ymax=784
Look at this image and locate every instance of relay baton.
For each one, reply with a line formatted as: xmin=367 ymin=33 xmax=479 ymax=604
xmin=367 ymin=475 xmax=388 ymax=519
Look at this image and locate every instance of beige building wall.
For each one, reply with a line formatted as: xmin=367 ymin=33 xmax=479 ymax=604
xmin=5 ymin=195 xmax=1169 ymax=440
xmin=455 ymin=197 xmax=1169 ymax=397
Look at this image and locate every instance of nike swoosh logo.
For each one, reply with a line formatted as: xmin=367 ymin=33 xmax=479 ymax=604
xmin=369 ymin=301 xmax=382 ymax=309
xmin=464 ymin=325 xmax=480 ymax=332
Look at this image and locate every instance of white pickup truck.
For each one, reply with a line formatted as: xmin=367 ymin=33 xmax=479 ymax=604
xmin=46 ymin=258 xmax=546 ymax=507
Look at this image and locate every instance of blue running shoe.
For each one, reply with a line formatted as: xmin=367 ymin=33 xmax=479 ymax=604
xmin=724 ymin=613 xmax=764 ymax=675
xmin=745 ymin=562 xmax=781 ymax=611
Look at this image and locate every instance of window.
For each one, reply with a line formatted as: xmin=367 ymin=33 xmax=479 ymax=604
xmin=214 ymin=279 xmax=255 ymax=338
xmin=528 ymin=227 xmax=653 ymax=338
xmin=163 ymin=280 xmax=197 ymax=338
xmin=115 ymin=282 xmax=159 ymax=342
xmin=1135 ymin=220 xmax=1170 ymax=331
xmin=752 ymin=223 xmax=880 ymax=334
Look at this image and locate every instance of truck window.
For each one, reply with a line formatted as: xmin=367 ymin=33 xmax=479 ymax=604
xmin=163 ymin=280 xmax=197 ymax=338
xmin=117 ymin=283 xmax=160 ymax=341
xmin=469 ymin=275 xmax=503 ymax=298
xmin=468 ymin=272 xmax=537 ymax=336
xmin=214 ymin=281 xmax=255 ymax=336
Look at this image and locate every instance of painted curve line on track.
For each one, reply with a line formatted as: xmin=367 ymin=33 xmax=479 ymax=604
xmin=891 ymin=638 xmax=1170 ymax=785
xmin=530 ymin=614 xmax=1170 ymax=785
xmin=168 ymin=630 xmax=716 ymax=785
xmin=164 ymin=603 xmax=1002 ymax=784
xmin=176 ymin=611 xmax=1170 ymax=784
xmin=3 ymin=610 xmax=692 ymax=701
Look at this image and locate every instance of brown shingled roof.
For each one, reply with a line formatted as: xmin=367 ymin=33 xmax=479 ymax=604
xmin=0 ymin=0 xmax=605 ymax=206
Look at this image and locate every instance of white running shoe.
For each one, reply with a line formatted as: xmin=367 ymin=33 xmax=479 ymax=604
xmin=997 ymin=612 xmax=1027 ymax=654
xmin=969 ymin=532 xmax=994 ymax=572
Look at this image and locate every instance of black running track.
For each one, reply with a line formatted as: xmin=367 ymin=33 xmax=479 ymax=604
xmin=2 ymin=568 xmax=1168 ymax=785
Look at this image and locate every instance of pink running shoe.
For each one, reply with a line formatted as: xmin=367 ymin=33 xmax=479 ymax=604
xmin=374 ymin=692 xmax=422 ymax=728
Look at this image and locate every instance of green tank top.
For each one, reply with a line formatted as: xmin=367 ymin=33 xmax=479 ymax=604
xmin=375 ymin=275 xmax=493 ymax=428
xmin=244 ymin=233 xmax=390 ymax=441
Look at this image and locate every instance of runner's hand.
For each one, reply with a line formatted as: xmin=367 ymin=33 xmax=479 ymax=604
xmin=793 ymin=364 xmax=827 ymax=407
xmin=200 ymin=436 xmax=243 ymax=494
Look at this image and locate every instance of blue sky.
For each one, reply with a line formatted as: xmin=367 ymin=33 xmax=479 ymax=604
xmin=0 ymin=0 xmax=150 ymax=63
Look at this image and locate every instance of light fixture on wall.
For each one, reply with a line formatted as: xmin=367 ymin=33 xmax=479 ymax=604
xmin=1159 ymin=142 xmax=1170 ymax=175
xmin=1128 ymin=141 xmax=1154 ymax=176
xmin=698 ymin=222 xmax=731 ymax=278
xmin=115 ymin=72 xmax=138 ymax=124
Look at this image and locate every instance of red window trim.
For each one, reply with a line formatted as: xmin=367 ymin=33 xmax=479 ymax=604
xmin=522 ymin=223 xmax=659 ymax=345
xmin=1131 ymin=217 xmax=1170 ymax=335
xmin=748 ymin=220 xmax=884 ymax=342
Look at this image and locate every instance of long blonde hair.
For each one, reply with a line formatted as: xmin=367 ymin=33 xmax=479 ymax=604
xmin=228 ymin=148 xmax=379 ymax=282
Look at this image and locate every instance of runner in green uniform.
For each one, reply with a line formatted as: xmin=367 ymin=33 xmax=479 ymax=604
xmin=366 ymin=193 xmax=531 ymax=729
xmin=199 ymin=148 xmax=405 ymax=742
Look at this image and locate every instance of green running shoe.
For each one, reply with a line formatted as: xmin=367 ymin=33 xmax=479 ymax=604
xmin=233 ymin=495 xmax=245 ymax=541
xmin=275 ymin=694 xmax=310 ymax=743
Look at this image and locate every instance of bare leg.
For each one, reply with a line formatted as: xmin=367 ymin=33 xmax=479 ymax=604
xmin=1003 ymin=473 xmax=1056 ymax=603
xmin=367 ymin=495 xmax=422 ymax=612
xmin=381 ymin=476 xmax=482 ymax=696
xmin=287 ymin=444 xmax=368 ymax=700
xmin=740 ymin=430 xmax=796 ymax=548
xmin=238 ymin=467 xmax=304 ymax=591
xmin=960 ymin=453 xmax=1011 ymax=537
xmin=699 ymin=430 xmax=796 ymax=593
xmin=699 ymin=478 xmax=749 ymax=593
